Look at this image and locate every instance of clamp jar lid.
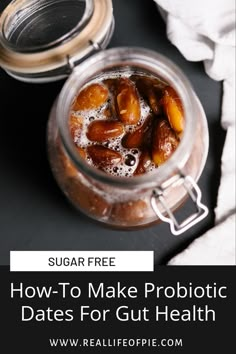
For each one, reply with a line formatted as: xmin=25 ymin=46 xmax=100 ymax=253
xmin=0 ymin=0 xmax=114 ymax=82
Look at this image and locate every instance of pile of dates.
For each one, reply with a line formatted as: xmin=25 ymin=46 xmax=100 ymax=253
xmin=69 ymin=74 xmax=184 ymax=177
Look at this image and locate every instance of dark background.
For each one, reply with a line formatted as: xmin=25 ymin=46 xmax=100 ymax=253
xmin=0 ymin=0 xmax=225 ymax=265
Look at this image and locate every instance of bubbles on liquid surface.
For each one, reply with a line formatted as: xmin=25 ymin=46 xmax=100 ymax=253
xmin=125 ymin=154 xmax=136 ymax=167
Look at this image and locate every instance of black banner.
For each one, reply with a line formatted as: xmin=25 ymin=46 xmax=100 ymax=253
xmin=1 ymin=266 xmax=235 ymax=353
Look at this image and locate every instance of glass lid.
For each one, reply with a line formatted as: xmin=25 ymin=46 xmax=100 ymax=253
xmin=0 ymin=0 xmax=114 ymax=81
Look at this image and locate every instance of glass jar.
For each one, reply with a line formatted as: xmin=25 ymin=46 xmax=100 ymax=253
xmin=47 ymin=47 xmax=209 ymax=235
xmin=0 ymin=0 xmax=114 ymax=82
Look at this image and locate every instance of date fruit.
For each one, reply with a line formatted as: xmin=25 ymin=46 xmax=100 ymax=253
xmin=134 ymin=150 xmax=152 ymax=175
xmin=152 ymin=119 xmax=179 ymax=166
xmin=122 ymin=115 xmax=153 ymax=149
xmin=116 ymin=78 xmax=141 ymax=125
xmin=162 ymin=86 xmax=184 ymax=133
xmin=87 ymin=145 xmax=122 ymax=168
xmin=73 ymin=83 xmax=109 ymax=111
xmin=131 ymin=76 xmax=164 ymax=115
xmin=87 ymin=120 xmax=124 ymax=142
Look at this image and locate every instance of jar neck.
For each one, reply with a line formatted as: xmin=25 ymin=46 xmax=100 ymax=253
xmin=57 ymin=47 xmax=198 ymax=189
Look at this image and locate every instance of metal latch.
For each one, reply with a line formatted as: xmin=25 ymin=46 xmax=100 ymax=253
xmin=151 ymin=175 xmax=209 ymax=236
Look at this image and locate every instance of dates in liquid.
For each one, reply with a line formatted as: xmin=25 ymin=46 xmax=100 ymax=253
xmin=69 ymin=74 xmax=184 ymax=177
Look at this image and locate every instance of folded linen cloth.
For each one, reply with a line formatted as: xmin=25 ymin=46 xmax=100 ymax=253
xmin=153 ymin=0 xmax=236 ymax=265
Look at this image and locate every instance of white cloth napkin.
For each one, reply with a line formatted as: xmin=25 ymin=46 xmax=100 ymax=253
xmin=153 ymin=0 xmax=236 ymax=265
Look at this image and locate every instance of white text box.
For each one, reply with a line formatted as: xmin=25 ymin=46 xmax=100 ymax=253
xmin=10 ymin=251 xmax=154 ymax=272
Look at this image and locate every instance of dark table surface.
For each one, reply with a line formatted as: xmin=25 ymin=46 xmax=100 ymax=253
xmin=0 ymin=0 xmax=225 ymax=265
